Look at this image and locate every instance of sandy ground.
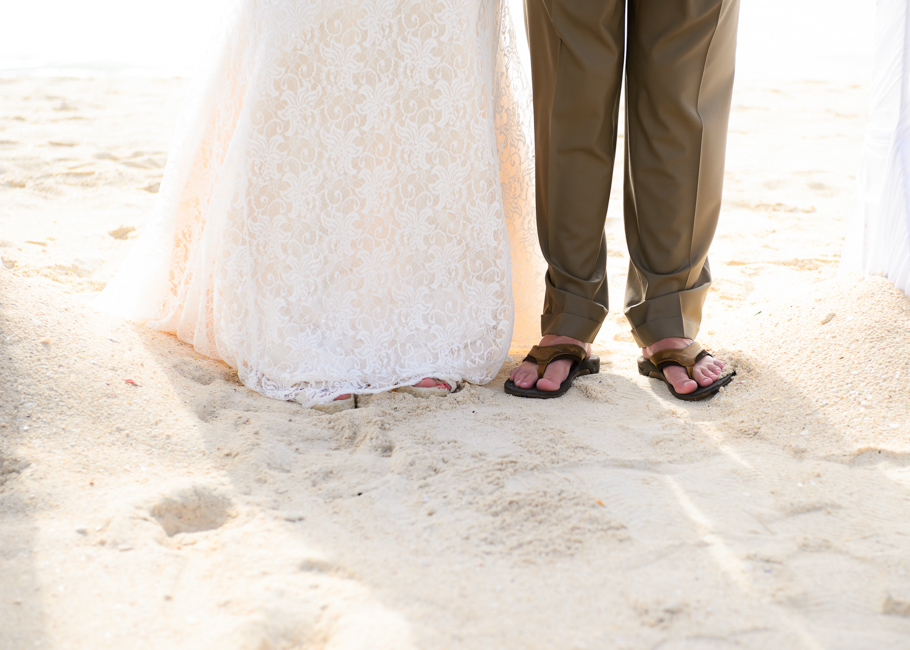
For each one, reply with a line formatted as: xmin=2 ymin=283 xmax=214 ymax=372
xmin=2 ymin=72 xmax=910 ymax=649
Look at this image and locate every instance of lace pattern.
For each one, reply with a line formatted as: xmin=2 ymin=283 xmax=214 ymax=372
xmin=99 ymin=0 xmax=544 ymax=405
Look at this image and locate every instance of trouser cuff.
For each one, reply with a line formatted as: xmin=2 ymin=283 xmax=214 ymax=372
xmin=625 ymin=285 xmax=707 ymax=347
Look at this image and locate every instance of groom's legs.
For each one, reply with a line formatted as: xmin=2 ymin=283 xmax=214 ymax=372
xmin=511 ymin=0 xmax=624 ymax=392
xmin=514 ymin=0 xmax=739 ymax=394
xmin=525 ymin=0 xmax=626 ymax=343
xmin=623 ymin=0 xmax=740 ymax=347
xmin=523 ymin=0 xmax=739 ymax=343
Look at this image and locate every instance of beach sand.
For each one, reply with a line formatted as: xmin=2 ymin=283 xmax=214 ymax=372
xmin=2 ymin=72 xmax=910 ymax=649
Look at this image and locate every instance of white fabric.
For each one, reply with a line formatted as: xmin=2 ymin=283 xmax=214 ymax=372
xmin=98 ymin=0 xmax=544 ymax=406
xmin=844 ymin=0 xmax=910 ymax=295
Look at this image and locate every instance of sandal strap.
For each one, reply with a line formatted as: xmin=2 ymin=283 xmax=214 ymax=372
xmin=649 ymin=342 xmax=710 ymax=379
xmin=523 ymin=344 xmax=588 ymax=380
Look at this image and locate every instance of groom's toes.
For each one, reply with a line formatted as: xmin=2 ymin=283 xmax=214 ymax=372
xmin=690 ymin=357 xmax=728 ymax=387
xmin=539 ymin=362 xmax=569 ymax=392
xmin=537 ymin=377 xmax=559 ymax=391
xmin=510 ymin=365 xmax=526 ymax=385
xmin=513 ymin=367 xmax=536 ymax=388
xmin=510 ymin=358 xmax=574 ymax=392
xmin=665 ymin=367 xmax=696 ymax=394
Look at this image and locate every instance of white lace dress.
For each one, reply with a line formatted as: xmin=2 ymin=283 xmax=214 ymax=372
xmin=98 ymin=0 xmax=543 ymax=406
xmin=844 ymin=0 xmax=910 ymax=295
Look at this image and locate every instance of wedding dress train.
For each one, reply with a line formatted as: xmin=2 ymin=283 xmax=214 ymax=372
xmin=98 ymin=0 xmax=543 ymax=406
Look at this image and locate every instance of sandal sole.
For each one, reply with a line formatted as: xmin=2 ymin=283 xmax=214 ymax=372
xmin=637 ymin=357 xmax=735 ymax=401
xmin=504 ymin=356 xmax=600 ymax=399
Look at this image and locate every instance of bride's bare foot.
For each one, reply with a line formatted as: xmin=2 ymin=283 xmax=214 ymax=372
xmin=642 ymin=337 xmax=726 ymax=395
xmin=508 ymin=334 xmax=592 ymax=393
xmin=413 ymin=378 xmax=451 ymax=390
xmin=394 ymin=378 xmax=454 ymax=398
xmin=312 ymin=392 xmax=355 ymax=413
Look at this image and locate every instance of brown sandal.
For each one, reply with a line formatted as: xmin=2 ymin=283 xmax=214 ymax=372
xmin=504 ymin=344 xmax=600 ymax=399
xmin=637 ymin=342 xmax=734 ymax=401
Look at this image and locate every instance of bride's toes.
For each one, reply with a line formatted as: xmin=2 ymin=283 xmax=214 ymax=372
xmin=410 ymin=378 xmax=453 ymax=392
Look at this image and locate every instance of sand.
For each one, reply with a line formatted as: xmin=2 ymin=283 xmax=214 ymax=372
xmin=2 ymin=72 xmax=910 ymax=649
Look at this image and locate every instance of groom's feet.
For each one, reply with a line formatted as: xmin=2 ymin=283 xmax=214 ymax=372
xmin=642 ymin=337 xmax=726 ymax=395
xmin=509 ymin=334 xmax=592 ymax=393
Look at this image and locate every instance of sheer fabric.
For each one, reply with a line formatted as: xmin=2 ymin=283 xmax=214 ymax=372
xmin=98 ymin=0 xmax=544 ymax=406
xmin=844 ymin=0 xmax=910 ymax=295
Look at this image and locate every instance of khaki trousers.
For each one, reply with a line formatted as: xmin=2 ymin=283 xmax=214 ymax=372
xmin=525 ymin=0 xmax=740 ymax=347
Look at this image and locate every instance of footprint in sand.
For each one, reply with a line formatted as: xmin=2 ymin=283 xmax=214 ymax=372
xmin=98 ymin=482 xmax=237 ymax=551
xmin=0 ymin=453 xmax=28 ymax=488
xmin=148 ymin=483 xmax=236 ymax=537
xmin=325 ymin=409 xmax=396 ymax=457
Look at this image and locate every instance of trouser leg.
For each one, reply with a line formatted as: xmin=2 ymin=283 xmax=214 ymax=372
xmin=525 ymin=0 xmax=626 ymax=343
xmin=623 ymin=0 xmax=740 ymax=347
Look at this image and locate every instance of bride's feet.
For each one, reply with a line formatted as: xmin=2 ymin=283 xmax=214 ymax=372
xmin=413 ymin=378 xmax=452 ymax=391
xmin=395 ymin=378 xmax=454 ymax=397
xmin=312 ymin=393 xmax=355 ymax=413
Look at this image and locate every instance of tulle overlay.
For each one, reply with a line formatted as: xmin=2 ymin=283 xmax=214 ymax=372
xmin=844 ymin=0 xmax=910 ymax=295
xmin=98 ymin=0 xmax=544 ymax=405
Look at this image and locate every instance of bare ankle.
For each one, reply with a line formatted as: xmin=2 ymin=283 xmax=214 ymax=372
xmin=642 ymin=337 xmax=692 ymax=356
